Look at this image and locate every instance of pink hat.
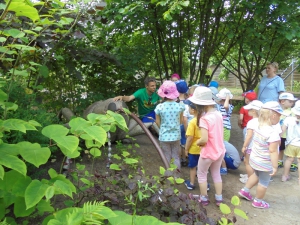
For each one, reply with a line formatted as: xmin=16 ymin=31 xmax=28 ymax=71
xmin=171 ymin=73 xmax=180 ymax=80
xmin=158 ymin=80 xmax=179 ymax=100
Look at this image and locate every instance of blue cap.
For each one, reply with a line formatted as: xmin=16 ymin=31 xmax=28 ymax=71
xmin=209 ymin=81 xmax=219 ymax=88
xmin=175 ymin=80 xmax=189 ymax=93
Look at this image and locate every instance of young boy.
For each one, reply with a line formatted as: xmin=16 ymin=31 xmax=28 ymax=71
xmin=278 ymin=93 xmax=297 ymax=169
xmin=184 ymin=99 xmax=201 ymax=190
xmin=281 ymin=100 xmax=300 ymax=183
xmin=238 ymin=91 xmax=257 ymax=140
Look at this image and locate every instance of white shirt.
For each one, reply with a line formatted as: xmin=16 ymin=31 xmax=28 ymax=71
xmin=283 ymin=117 xmax=300 ymax=147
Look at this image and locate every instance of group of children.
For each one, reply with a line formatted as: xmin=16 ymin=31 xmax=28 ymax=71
xmin=153 ymin=74 xmax=300 ymax=209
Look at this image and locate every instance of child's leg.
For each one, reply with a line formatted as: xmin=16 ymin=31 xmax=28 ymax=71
xmin=244 ymin=153 xmax=254 ymax=177
xmin=278 ymin=137 xmax=286 ymax=167
xmin=170 ymin=140 xmax=181 ymax=171
xmin=283 ymin=156 xmax=293 ymax=179
xmin=209 ymin=153 xmax=225 ymax=195
xmin=197 ymin=157 xmax=213 ymax=196
xmin=254 ymin=171 xmax=272 ymax=204
xmin=160 ymin=141 xmax=172 ymax=165
xmin=190 ymin=167 xmax=197 ymax=185
xmin=245 ymin=171 xmax=259 ymax=190
xmin=221 ymin=159 xmax=226 ymax=168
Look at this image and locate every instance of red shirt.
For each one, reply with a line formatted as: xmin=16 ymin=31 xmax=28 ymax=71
xmin=239 ymin=106 xmax=252 ymax=128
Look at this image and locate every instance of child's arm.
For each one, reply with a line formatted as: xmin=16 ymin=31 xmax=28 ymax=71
xmin=238 ymin=113 xmax=244 ymax=129
xmin=223 ymin=94 xmax=230 ymax=111
xmin=156 ymin=115 xmax=161 ymax=128
xmin=241 ymin=129 xmax=253 ymax=154
xmin=185 ymin=136 xmax=193 ymax=157
xmin=197 ymin=128 xmax=208 ymax=147
xmin=183 ymin=116 xmax=188 ymax=132
xmin=179 ymin=112 xmax=183 ymax=125
xmin=269 ymin=141 xmax=279 ymax=176
xmin=281 ymin=124 xmax=287 ymax=137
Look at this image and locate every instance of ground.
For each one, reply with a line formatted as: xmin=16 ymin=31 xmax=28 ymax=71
xmin=123 ymin=113 xmax=300 ymax=225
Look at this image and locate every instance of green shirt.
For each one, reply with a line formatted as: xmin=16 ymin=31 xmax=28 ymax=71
xmin=133 ymin=88 xmax=160 ymax=118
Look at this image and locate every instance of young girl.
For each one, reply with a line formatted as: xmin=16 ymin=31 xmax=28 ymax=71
xmin=239 ymin=100 xmax=263 ymax=184
xmin=189 ymin=86 xmax=226 ymax=206
xmin=238 ymin=101 xmax=283 ymax=209
xmin=183 ymin=100 xmax=201 ymax=190
xmin=281 ymin=100 xmax=300 ymax=183
xmin=155 ymin=80 xmax=185 ymax=172
xmin=216 ymin=88 xmax=234 ymax=175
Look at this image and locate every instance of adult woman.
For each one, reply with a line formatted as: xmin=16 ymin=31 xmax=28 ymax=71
xmin=257 ymin=62 xmax=285 ymax=103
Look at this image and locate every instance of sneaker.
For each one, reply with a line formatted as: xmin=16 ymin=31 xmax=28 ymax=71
xmin=220 ymin=168 xmax=228 ymax=175
xmin=278 ymin=161 xmax=283 ymax=168
xmin=207 ymin=183 xmax=210 ymax=191
xmin=240 ymin=174 xmax=248 ymax=178
xmin=238 ymin=189 xmax=253 ymax=201
xmin=252 ymin=200 xmax=270 ymax=209
xmin=281 ymin=175 xmax=290 ymax=182
xmin=200 ymin=196 xmax=210 ymax=206
xmin=184 ymin=180 xmax=195 ymax=190
xmin=239 ymin=177 xmax=248 ymax=184
xmin=290 ymin=163 xmax=298 ymax=172
xmin=216 ymin=199 xmax=223 ymax=207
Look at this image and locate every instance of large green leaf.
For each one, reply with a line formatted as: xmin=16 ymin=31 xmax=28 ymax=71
xmin=90 ymin=148 xmax=101 ymax=157
xmin=0 ymin=165 xmax=4 ymax=180
xmin=1 ymin=29 xmax=25 ymax=38
xmin=7 ymin=1 xmax=40 ymax=22
xmin=18 ymin=142 xmax=51 ymax=167
xmin=107 ymin=110 xmax=128 ymax=131
xmin=25 ymin=180 xmax=48 ymax=209
xmin=53 ymin=180 xmax=73 ymax=198
xmin=0 ymin=151 xmax=26 ymax=176
xmin=234 ymin=208 xmax=248 ymax=220
xmin=0 ymin=89 xmax=8 ymax=101
xmin=14 ymin=196 xmax=35 ymax=217
xmin=37 ymin=199 xmax=55 ymax=214
xmin=42 ymin=125 xmax=69 ymax=139
xmin=45 ymin=186 xmax=55 ymax=201
xmin=59 ymin=146 xmax=80 ymax=158
xmin=54 ymin=136 xmax=79 ymax=155
xmin=83 ymin=126 xmax=106 ymax=145
xmin=2 ymin=119 xmax=27 ymax=133
xmin=11 ymin=176 xmax=32 ymax=197
xmin=0 ymin=143 xmax=19 ymax=156
xmin=49 ymin=175 xmax=76 ymax=193
xmin=48 ymin=208 xmax=83 ymax=225
xmin=69 ymin=117 xmax=91 ymax=134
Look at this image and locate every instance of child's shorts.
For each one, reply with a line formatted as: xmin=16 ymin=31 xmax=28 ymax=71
xmin=279 ymin=137 xmax=286 ymax=151
xmin=188 ymin=154 xmax=200 ymax=168
xmin=224 ymin=153 xmax=238 ymax=170
xmin=223 ymin=128 xmax=231 ymax=142
xmin=284 ymin=144 xmax=300 ymax=158
xmin=180 ymin=124 xmax=186 ymax=145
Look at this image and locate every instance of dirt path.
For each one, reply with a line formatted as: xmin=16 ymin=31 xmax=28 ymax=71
xmin=130 ymin=113 xmax=300 ymax=225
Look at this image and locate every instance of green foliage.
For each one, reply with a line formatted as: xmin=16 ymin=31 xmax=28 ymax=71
xmin=218 ymin=196 xmax=248 ymax=224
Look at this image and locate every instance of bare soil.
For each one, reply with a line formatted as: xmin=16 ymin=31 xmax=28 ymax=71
xmin=123 ymin=113 xmax=300 ymax=225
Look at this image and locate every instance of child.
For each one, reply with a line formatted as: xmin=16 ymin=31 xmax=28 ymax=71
xmin=175 ymin=80 xmax=189 ymax=167
xmin=239 ymin=100 xmax=263 ymax=184
xmin=281 ymin=100 xmax=300 ymax=183
xmin=155 ymin=80 xmax=185 ymax=172
xmin=216 ymin=88 xmax=234 ymax=175
xmin=238 ymin=101 xmax=283 ymax=209
xmin=238 ymin=91 xmax=257 ymax=139
xmin=216 ymin=88 xmax=234 ymax=142
xmin=184 ymin=99 xmax=201 ymax=190
xmin=183 ymin=85 xmax=198 ymax=132
xmin=189 ymin=86 xmax=226 ymax=206
xmin=171 ymin=73 xmax=180 ymax=82
xmin=278 ymin=92 xmax=297 ymax=168
xmin=222 ymin=141 xmax=242 ymax=171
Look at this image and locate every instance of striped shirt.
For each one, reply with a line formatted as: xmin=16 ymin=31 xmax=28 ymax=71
xmin=217 ymin=104 xmax=234 ymax=130
xmin=250 ymin=125 xmax=281 ymax=172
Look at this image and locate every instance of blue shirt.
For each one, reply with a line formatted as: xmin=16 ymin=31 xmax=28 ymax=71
xmin=258 ymin=75 xmax=285 ymax=103
xmin=154 ymin=101 xmax=185 ymax=142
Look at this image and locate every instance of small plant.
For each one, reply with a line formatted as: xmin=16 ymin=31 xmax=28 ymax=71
xmin=218 ymin=196 xmax=248 ymax=224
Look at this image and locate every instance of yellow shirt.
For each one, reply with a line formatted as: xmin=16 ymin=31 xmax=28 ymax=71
xmin=186 ymin=117 xmax=201 ymax=154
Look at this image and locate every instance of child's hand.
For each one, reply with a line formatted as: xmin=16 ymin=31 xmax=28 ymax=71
xmin=185 ymin=149 xmax=189 ymax=157
xmin=270 ymin=167 xmax=277 ymax=176
xmin=241 ymin=146 xmax=246 ymax=154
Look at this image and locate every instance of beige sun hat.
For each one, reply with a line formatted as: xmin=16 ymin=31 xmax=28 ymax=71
xmin=188 ymin=86 xmax=216 ymax=105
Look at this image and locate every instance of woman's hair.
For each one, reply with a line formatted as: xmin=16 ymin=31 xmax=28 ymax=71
xmin=258 ymin=108 xmax=273 ymax=127
xmin=267 ymin=62 xmax=279 ymax=71
xmin=195 ymin=104 xmax=212 ymax=127
xmin=252 ymin=109 xmax=260 ymax=117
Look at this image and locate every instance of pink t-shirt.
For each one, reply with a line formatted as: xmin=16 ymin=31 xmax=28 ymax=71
xmin=199 ymin=110 xmax=226 ymax=160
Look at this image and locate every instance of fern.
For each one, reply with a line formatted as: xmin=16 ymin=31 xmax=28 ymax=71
xmin=82 ymin=201 xmax=116 ymax=224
